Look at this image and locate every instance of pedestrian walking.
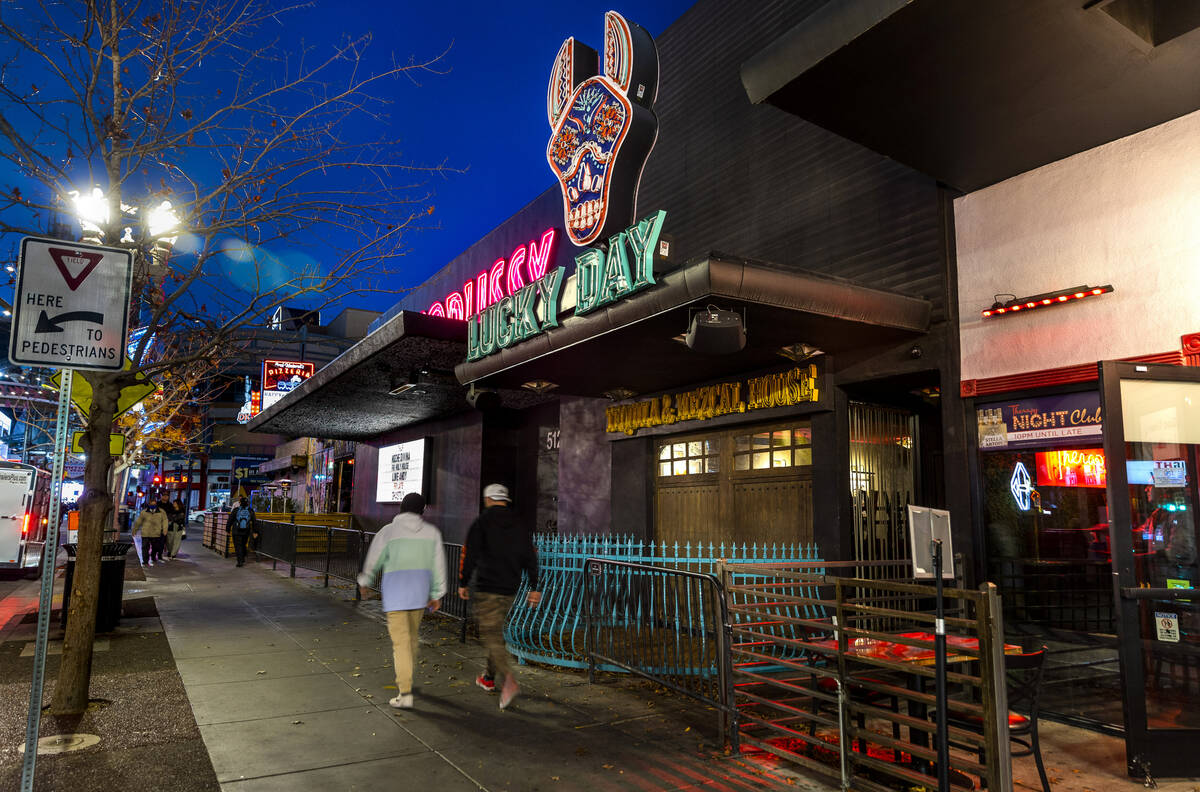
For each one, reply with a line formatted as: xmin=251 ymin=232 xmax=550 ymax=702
xmin=225 ymin=497 xmax=257 ymax=567
xmin=165 ymin=497 xmax=187 ymax=559
xmin=457 ymin=483 xmax=541 ymax=710
xmin=133 ymin=499 xmax=168 ymax=566
xmin=357 ymin=492 xmax=446 ymax=710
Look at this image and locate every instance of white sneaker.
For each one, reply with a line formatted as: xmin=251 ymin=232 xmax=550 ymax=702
xmin=388 ymin=693 xmax=414 ymax=709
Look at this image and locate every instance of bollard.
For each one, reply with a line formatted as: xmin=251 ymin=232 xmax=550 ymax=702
xmin=289 ymin=515 xmax=297 ymax=578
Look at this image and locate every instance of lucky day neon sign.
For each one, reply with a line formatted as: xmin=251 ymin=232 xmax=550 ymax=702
xmin=467 ymin=210 xmax=667 ymax=361
xmin=425 ymin=229 xmax=558 ymax=320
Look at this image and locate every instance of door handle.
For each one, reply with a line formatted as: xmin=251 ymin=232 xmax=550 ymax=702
xmin=1120 ymin=587 xmax=1193 ymax=600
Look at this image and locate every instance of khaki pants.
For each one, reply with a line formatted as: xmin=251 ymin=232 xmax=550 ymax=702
xmin=472 ymin=591 xmax=515 ymax=685
xmin=386 ymin=609 xmax=424 ymax=695
xmin=166 ymin=528 xmax=183 ymax=557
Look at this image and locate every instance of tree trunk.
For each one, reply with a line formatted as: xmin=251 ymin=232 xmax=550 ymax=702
xmin=50 ymin=372 xmax=119 ymax=714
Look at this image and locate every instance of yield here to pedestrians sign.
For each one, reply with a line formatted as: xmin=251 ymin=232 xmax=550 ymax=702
xmin=9 ymin=236 xmax=134 ymax=371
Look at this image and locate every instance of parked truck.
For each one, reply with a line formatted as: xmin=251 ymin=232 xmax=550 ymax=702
xmin=0 ymin=461 xmax=52 ymax=579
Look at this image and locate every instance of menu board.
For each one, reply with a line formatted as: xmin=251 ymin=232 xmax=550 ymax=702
xmin=376 ymin=439 xmax=426 ymax=503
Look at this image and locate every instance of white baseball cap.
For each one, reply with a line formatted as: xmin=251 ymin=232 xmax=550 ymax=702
xmin=483 ymin=483 xmax=511 ymax=502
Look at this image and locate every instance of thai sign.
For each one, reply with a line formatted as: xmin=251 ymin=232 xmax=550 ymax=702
xmin=467 ymin=211 xmax=666 ymax=362
xmin=261 ymin=359 xmax=315 ymax=410
xmin=547 ymin=11 xmax=658 ymax=246
xmin=977 ymin=392 xmax=1102 ymax=450
xmin=606 ymin=364 xmax=821 ymax=436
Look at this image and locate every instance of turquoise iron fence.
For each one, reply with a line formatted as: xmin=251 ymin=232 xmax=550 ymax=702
xmin=504 ymin=534 xmax=822 ymax=670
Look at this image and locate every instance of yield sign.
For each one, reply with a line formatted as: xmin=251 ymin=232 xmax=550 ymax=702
xmin=48 ymin=247 xmax=104 ymax=291
xmin=8 ymin=236 xmax=133 ymax=372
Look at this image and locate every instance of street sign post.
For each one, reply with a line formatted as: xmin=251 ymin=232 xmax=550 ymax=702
xmin=8 ymin=237 xmax=134 ymax=371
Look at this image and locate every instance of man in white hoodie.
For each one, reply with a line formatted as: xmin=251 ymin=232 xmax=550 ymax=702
xmin=357 ymin=492 xmax=446 ymax=709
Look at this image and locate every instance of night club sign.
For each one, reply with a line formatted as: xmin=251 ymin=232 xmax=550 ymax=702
xmin=547 ymin=11 xmax=659 ymax=246
xmin=466 ymin=211 xmax=666 ymax=361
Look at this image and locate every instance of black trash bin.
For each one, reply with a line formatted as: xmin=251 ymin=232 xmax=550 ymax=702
xmin=61 ymin=542 xmax=133 ymax=632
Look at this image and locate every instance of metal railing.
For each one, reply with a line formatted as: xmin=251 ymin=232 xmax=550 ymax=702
xmin=724 ymin=560 xmax=1011 ymax=792
xmin=583 ymin=557 xmax=737 ymax=748
xmin=506 ymin=534 xmax=821 ymax=669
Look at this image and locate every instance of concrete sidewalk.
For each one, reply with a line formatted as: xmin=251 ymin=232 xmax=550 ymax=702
xmin=143 ymin=543 xmax=823 ymax=792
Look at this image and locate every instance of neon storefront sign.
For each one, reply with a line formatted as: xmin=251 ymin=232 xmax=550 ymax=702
xmin=1010 ymin=462 xmax=1032 ymax=511
xmin=425 ymin=229 xmax=558 ymax=320
xmin=547 ymin=12 xmax=659 ymax=247
xmin=467 ymin=211 xmax=666 ymax=362
xmin=1036 ymin=448 xmax=1106 ymax=488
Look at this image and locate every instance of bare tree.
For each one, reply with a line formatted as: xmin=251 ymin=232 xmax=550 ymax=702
xmin=0 ymin=0 xmax=451 ymax=713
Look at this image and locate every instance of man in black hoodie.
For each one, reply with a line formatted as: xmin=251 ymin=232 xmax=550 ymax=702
xmin=457 ymin=483 xmax=541 ymax=710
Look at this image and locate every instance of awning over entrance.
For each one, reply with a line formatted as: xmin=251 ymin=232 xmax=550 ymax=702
xmin=455 ymin=255 xmax=931 ymax=398
xmin=740 ymin=0 xmax=1200 ymax=192
xmin=245 ymin=311 xmax=479 ymax=441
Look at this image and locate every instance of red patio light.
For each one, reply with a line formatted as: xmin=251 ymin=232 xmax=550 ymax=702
xmin=981 ymin=284 xmax=1112 ymax=318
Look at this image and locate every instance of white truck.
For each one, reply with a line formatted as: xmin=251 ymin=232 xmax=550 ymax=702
xmin=0 ymin=462 xmax=48 ymax=578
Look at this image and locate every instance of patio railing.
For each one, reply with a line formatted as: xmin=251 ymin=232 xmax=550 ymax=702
xmin=724 ymin=560 xmax=1011 ymax=792
xmin=506 ymin=535 xmax=822 ymax=669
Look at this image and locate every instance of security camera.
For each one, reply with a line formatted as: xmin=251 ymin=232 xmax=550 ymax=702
xmin=910 ymin=345 xmax=922 ymax=359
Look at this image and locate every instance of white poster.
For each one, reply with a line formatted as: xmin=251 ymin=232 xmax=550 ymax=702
xmin=376 ymin=439 xmax=426 ymax=503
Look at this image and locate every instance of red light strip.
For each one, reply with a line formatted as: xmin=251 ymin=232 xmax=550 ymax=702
xmin=981 ymin=284 xmax=1112 ymax=318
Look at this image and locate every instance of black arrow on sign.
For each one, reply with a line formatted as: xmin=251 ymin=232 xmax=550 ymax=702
xmin=35 ymin=310 xmax=104 ymax=334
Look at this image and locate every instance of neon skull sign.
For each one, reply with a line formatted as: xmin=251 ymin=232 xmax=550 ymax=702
xmin=546 ymin=11 xmax=659 ymax=247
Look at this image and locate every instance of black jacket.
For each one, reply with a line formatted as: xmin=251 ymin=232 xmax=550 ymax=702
xmin=225 ymin=505 xmax=257 ymax=535
xmin=459 ymin=505 xmax=539 ymax=595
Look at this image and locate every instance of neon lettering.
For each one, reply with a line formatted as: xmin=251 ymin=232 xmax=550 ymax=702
xmin=507 ymin=247 xmax=527 ymax=294
xmin=527 ymin=229 xmax=556 ymax=280
xmin=488 ymin=259 xmax=505 ymax=305
xmin=423 ymin=228 xmax=558 ymax=320
xmin=445 ymin=292 xmax=465 ymax=320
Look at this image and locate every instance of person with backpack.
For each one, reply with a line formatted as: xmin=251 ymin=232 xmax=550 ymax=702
xmin=225 ymin=497 xmax=257 ymax=567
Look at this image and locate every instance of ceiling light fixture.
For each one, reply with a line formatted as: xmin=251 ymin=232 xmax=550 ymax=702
xmin=603 ymin=387 xmax=637 ymax=401
xmin=521 ymin=380 xmax=558 ymax=395
xmin=982 ymin=284 xmax=1113 ymax=318
xmin=777 ymin=343 xmax=823 ymax=362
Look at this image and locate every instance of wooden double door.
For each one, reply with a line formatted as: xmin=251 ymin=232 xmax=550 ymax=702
xmin=653 ymin=420 xmax=813 ymax=548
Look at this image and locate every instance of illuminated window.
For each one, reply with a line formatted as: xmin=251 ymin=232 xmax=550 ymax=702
xmin=734 ymin=423 xmax=812 ymax=471
xmin=657 ymin=437 xmax=718 ymax=477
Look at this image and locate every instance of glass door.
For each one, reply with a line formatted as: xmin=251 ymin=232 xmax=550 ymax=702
xmin=1100 ymin=362 xmax=1200 ymax=779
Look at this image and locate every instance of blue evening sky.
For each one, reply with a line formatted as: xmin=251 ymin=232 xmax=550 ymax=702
xmin=289 ymin=0 xmax=695 ymax=315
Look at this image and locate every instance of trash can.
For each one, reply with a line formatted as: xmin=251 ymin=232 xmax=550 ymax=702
xmin=61 ymin=542 xmax=133 ymax=632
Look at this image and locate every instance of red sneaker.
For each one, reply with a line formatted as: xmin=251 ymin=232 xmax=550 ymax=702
xmin=475 ymin=674 xmax=496 ymax=693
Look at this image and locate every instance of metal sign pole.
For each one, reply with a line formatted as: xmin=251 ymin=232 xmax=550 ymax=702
xmin=21 ymin=368 xmax=74 ymax=792
xmin=932 ymin=538 xmax=950 ymax=792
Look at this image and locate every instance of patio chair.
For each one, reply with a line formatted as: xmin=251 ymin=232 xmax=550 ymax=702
xmin=946 ymin=646 xmax=1050 ymax=792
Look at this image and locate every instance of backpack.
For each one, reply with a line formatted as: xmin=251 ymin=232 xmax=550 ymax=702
xmin=234 ymin=507 xmax=252 ymax=532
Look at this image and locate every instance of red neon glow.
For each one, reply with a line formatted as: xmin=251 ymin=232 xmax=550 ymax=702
xmin=506 ymin=247 xmax=527 ymax=294
xmin=528 ymin=229 xmax=556 ymax=280
xmin=423 ymin=229 xmax=558 ymax=320
xmin=21 ymin=513 xmax=29 ymax=535
xmin=487 ymin=259 xmax=505 ymax=304
xmin=445 ymin=292 xmax=465 ymax=320
xmin=1036 ymin=448 xmax=1106 ymax=488
xmin=981 ymin=284 xmax=1112 ymax=319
